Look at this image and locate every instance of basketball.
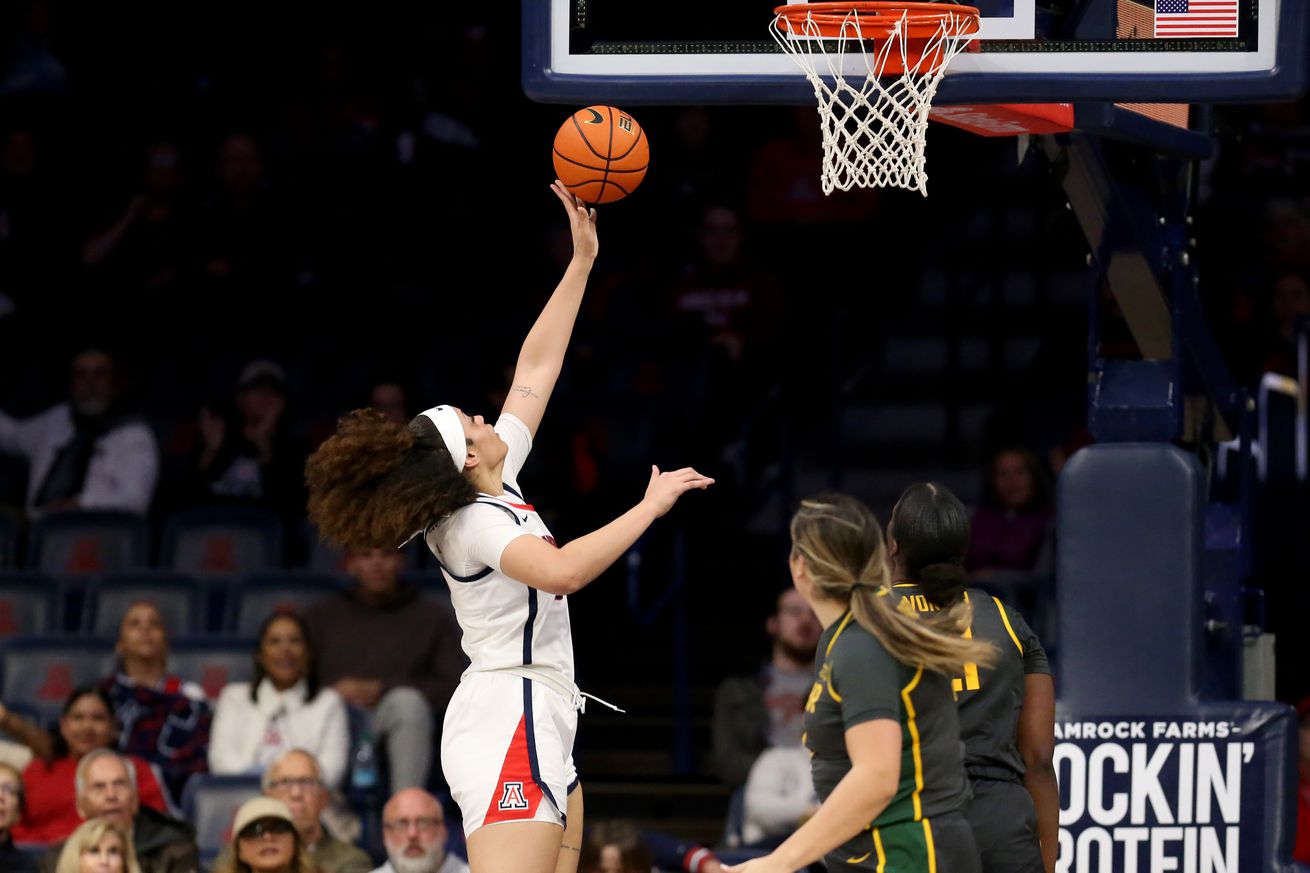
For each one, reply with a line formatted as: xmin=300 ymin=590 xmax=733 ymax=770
xmin=552 ymin=105 xmax=649 ymax=204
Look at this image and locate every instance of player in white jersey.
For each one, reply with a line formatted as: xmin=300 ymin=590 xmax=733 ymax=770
xmin=305 ymin=182 xmax=714 ymax=873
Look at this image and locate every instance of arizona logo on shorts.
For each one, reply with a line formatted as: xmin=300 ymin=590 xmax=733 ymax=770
xmin=498 ymin=782 xmax=530 ymax=811
xmin=484 ymin=715 xmax=546 ymax=824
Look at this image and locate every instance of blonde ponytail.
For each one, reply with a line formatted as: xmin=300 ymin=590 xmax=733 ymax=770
xmin=791 ymin=494 xmax=996 ymax=675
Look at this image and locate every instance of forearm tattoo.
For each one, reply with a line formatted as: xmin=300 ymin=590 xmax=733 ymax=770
xmin=512 ymin=384 xmax=540 ymax=399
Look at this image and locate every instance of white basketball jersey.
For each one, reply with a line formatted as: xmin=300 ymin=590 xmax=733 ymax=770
xmin=426 ymin=414 xmax=574 ymax=682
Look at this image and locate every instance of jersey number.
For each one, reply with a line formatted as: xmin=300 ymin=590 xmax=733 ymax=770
xmin=952 ymin=662 xmax=981 ymax=692
xmin=952 ymin=624 xmax=982 ymax=692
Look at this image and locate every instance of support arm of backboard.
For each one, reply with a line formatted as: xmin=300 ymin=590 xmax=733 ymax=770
xmin=1044 ymin=131 xmax=1240 ymax=442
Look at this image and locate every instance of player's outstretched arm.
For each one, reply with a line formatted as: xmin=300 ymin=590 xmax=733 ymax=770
xmin=1019 ymin=673 xmax=1058 ymax=873
xmin=723 ymin=720 xmax=902 ymax=873
xmin=501 ymin=181 xmax=599 ymax=438
xmin=501 ymin=465 xmax=713 ymax=596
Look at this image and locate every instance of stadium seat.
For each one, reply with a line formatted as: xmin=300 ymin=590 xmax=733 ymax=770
xmin=82 ymin=572 xmax=202 ymax=637
xmin=161 ymin=508 xmax=283 ymax=577
xmin=180 ymin=774 xmax=263 ymax=866
xmin=0 ymin=573 xmax=59 ymax=640
xmin=0 ymin=637 xmax=115 ymax=721
xmin=227 ymin=572 xmax=344 ymax=635
xmin=27 ymin=510 xmax=148 ymax=576
xmin=168 ymin=638 xmax=255 ymax=701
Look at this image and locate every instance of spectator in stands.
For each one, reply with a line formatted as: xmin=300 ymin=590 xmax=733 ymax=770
xmin=212 ymin=797 xmax=313 ymax=873
xmin=371 ymin=787 xmax=467 ymax=873
xmin=711 ymin=588 xmax=821 ymax=788
xmin=197 ymin=134 xmax=289 ymax=293
xmin=213 ymin=749 xmax=370 ymax=873
xmin=209 ymin=611 xmax=349 ymax=788
xmin=15 ymin=686 xmax=168 ymax=844
xmin=53 ymin=817 xmax=140 ymax=873
xmin=741 ymin=746 xmax=817 ymax=848
xmin=39 ymin=748 xmax=198 ymax=873
xmin=580 ymin=820 xmax=724 ymax=873
xmin=100 ymin=601 xmax=211 ymax=807
xmin=369 ymin=382 xmax=410 ymax=427
xmin=303 ymin=547 xmax=464 ymax=790
xmin=0 ymin=347 xmax=159 ymax=516
xmin=81 ymin=140 xmax=195 ymax=303
xmin=0 ymin=761 xmax=37 ymax=872
xmin=967 ymin=447 xmax=1055 ymax=593
xmin=192 ymin=359 xmax=306 ymax=527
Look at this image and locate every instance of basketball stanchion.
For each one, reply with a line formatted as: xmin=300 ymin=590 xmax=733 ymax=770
xmin=770 ymin=2 xmax=980 ymax=196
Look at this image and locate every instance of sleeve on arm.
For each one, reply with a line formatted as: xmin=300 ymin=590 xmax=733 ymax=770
xmin=832 ymin=633 xmax=902 ymax=729
xmin=1006 ymin=604 xmax=1051 ymax=676
xmin=494 ymin=413 xmax=533 ymax=486
xmin=464 ymin=504 xmax=533 ymax=575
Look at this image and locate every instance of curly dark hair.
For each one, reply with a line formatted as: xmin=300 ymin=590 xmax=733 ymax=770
xmin=305 ymin=408 xmax=477 ymax=551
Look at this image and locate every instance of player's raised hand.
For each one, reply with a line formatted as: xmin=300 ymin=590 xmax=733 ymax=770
xmin=643 ymin=465 xmax=715 ymax=517
xmin=551 ymin=179 xmax=599 ymax=262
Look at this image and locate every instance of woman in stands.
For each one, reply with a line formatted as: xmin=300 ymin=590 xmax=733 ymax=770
xmin=726 ymin=494 xmax=994 ymax=873
xmin=887 ymin=483 xmax=1057 ymax=873
xmin=305 ymin=183 xmax=713 ymax=873
xmin=0 ymin=762 xmax=37 ymax=873
xmin=55 ymin=817 xmax=141 ymax=873
xmin=13 ymin=685 xmax=168 ymax=844
xmin=212 ymin=797 xmax=315 ymax=873
xmin=209 ymin=611 xmax=349 ymax=789
xmin=100 ymin=600 xmax=211 ymax=807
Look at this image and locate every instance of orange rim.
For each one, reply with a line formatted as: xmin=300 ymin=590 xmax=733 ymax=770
xmin=773 ymin=2 xmax=981 ymax=40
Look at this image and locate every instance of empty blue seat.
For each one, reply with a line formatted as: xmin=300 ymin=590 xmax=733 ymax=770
xmin=180 ymin=774 xmax=263 ymax=866
xmin=227 ymin=573 xmax=344 ymax=635
xmin=83 ymin=572 xmax=203 ymax=637
xmin=162 ymin=508 xmax=283 ymax=578
xmin=27 ymin=510 xmax=148 ymax=576
xmin=0 ymin=573 xmax=58 ymax=640
xmin=0 ymin=637 xmax=115 ymax=720
xmin=168 ymin=637 xmax=255 ymax=702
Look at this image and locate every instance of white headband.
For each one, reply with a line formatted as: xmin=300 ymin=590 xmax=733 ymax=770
xmin=420 ymin=405 xmax=467 ymax=472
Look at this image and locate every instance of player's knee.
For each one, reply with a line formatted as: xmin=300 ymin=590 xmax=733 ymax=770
xmin=382 ymin=685 xmax=432 ymax=720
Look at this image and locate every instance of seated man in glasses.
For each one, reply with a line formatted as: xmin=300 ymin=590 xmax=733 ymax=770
xmin=372 ymin=788 xmax=468 ymax=873
xmin=214 ymin=748 xmax=372 ymax=873
xmin=38 ymin=748 xmax=198 ymax=873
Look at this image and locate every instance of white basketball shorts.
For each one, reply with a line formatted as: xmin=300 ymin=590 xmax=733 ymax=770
xmin=441 ymin=671 xmax=579 ymax=836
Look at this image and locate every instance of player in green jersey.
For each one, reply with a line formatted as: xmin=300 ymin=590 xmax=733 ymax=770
xmin=888 ymin=482 xmax=1058 ymax=873
xmin=726 ymin=494 xmax=996 ymax=873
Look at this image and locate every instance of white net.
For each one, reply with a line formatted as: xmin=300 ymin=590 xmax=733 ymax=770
xmin=770 ymin=5 xmax=977 ymax=196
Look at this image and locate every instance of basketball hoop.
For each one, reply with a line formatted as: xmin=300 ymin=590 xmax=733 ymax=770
xmin=770 ymin=2 xmax=981 ymax=196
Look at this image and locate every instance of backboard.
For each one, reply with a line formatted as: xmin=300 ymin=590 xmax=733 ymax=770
xmin=523 ymin=0 xmax=1308 ymax=105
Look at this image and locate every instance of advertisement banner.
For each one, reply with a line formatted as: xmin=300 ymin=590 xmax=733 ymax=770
xmin=1054 ymin=703 xmax=1297 ymax=873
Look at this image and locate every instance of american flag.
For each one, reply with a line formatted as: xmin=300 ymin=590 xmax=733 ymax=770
xmin=1154 ymin=0 xmax=1239 ymax=38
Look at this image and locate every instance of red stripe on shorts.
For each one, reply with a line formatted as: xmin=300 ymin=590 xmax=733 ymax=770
xmin=483 ymin=714 xmax=544 ymax=825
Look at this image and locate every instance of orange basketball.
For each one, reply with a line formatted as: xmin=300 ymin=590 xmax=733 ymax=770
xmin=552 ymin=106 xmax=649 ymax=204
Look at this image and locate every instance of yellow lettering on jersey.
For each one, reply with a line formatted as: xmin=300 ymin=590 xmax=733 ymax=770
xmin=805 ymin=681 xmax=823 ymax=714
xmin=819 ymin=661 xmax=842 ymax=702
